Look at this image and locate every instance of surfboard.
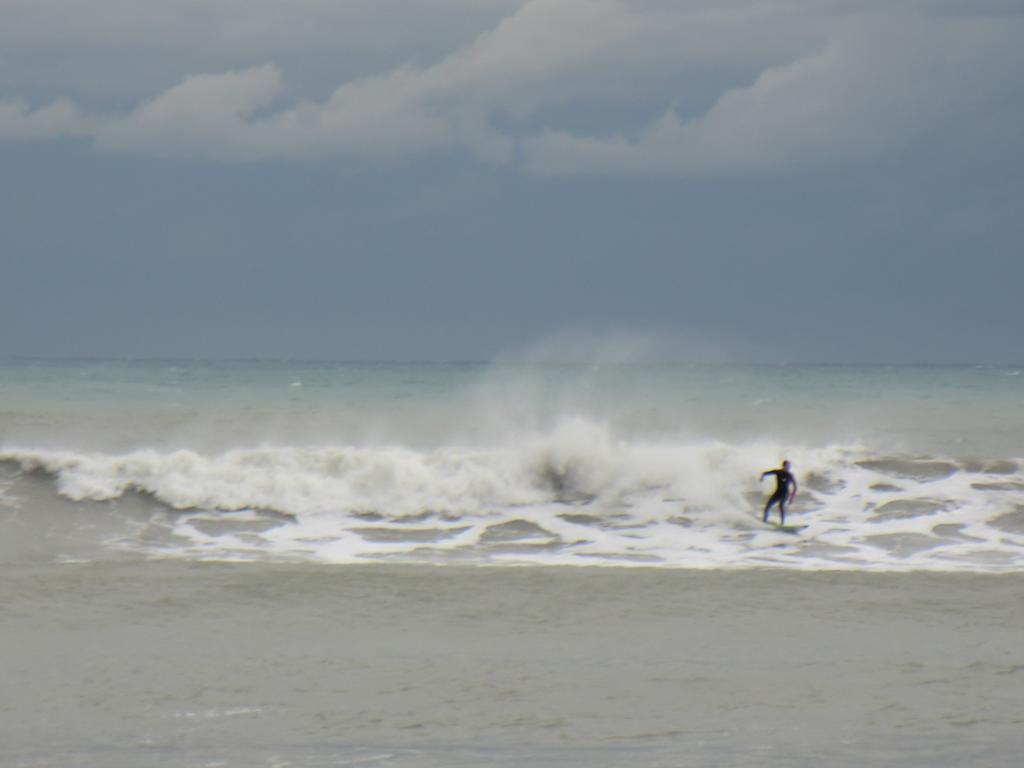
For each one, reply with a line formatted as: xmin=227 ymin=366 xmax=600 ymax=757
xmin=766 ymin=523 xmax=807 ymax=534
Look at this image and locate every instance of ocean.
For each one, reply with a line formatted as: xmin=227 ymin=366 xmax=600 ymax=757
xmin=2 ymin=359 xmax=1022 ymax=766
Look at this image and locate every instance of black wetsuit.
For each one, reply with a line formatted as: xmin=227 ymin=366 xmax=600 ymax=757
xmin=762 ymin=469 xmax=795 ymax=524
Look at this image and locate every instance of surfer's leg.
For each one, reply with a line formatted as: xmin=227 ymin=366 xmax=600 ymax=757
xmin=778 ymin=495 xmax=786 ymax=526
xmin=763 ymin=494 xmax=779 ymax=523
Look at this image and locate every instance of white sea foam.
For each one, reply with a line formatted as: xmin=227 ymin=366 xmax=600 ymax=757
xmin=3 ymin=415 xmax=1023 ymax=572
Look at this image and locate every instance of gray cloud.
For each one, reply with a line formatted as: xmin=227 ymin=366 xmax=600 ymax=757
xmin=93 ymin=66 xmax=285 ymax=159
xmin=1 ymin=1 xmax=1021 ymax=173
xmin=0 ymin=0 xmax=519 ymax=101
xmin=0 ymin=98 xmax=92 ymax=140
xmin=524 ymin=13 xmax=1024 ymax=174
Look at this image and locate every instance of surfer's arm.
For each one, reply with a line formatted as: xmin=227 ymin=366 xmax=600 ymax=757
xmin=789 ymin=477 xmax=798 ymax=501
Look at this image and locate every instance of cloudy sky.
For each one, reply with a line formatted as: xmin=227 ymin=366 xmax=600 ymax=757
xmin=1 ymin=0 xmax=1022 ymax=362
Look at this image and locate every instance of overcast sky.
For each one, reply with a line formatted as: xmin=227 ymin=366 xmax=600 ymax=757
xmin=1 ymin=0 xmax=1022 ymax=362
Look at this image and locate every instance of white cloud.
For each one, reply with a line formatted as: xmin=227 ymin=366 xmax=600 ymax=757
xmin=1 ymin=2 xmax=1021 ymax=173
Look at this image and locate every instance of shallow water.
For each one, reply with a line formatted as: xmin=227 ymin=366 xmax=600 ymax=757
xmin=3 ymin=562 xmax=1023 ymax=767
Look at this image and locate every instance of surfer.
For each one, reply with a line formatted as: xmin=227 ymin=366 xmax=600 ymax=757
xmin=760 ymin=460 xmax=797 ymax=525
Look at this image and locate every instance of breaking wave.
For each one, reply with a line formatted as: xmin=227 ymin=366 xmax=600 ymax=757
xmin=2 ymin=416 xmax=1023 ymax=572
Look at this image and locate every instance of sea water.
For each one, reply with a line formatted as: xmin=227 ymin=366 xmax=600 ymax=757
xmin=1 ymin=360 xmax=1023 ymax=766
xmin=2 ymin=359 xmax=1022 ymax=570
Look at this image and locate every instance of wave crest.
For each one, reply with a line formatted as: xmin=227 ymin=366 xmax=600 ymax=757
xmin=2 ymin=422 xmax=1022 ymax=571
